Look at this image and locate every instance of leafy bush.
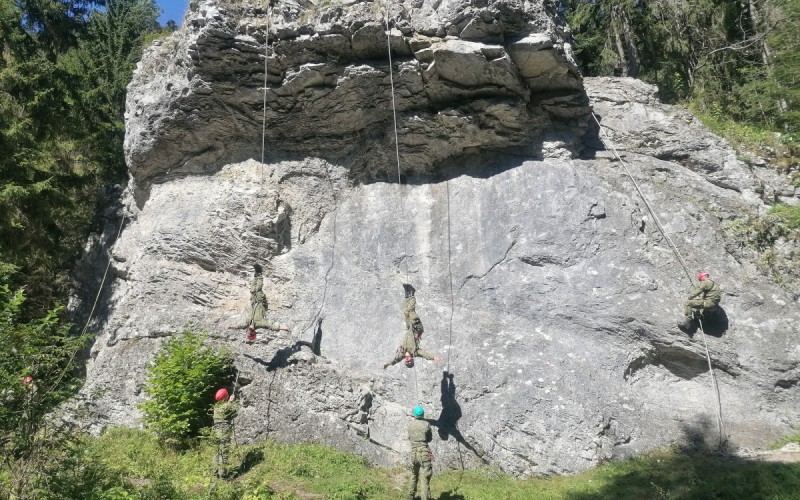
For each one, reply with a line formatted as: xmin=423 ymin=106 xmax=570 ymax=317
xmin=0 ymin=273 xmax=92 ymax=497
xmin=140 ymin=331 xmax=234 ymax=445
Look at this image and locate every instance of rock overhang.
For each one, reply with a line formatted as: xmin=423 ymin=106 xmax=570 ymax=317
xmin=124 ymin=0 xmax=586 ymax=205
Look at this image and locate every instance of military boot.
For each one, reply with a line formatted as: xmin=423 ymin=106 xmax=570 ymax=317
xmin=403 ymin=283 xmax=416 ymax=298
xmin=677 ymin=318 xmax=695 ymax=334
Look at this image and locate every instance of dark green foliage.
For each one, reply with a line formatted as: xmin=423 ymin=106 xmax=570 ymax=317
xmin=140 ymin=332 xmax=235 ymax=445
xmin=0 ymin=0 xmax=160 ymax=315
xmin=565 ymin=0 xmax=800 ymax=141
xmin=0 ymin=274 xmax=92 ymax=497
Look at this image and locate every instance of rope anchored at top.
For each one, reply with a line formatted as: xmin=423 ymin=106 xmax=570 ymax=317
xmin=591 ymin=111 xmax=725 ymax=448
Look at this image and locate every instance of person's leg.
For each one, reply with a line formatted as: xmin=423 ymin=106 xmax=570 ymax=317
xmin=684 ymin=299 xmax=705 ymax=319
xmin=407 ymin=459 xmax=420 ymax=500
xmin=420 ymin=453 xmax=432 ymax=500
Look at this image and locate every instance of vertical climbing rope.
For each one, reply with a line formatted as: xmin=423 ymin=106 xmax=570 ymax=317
xmin=260 ymin=1 xmax=271 ymax=178
xmin=384 ymin=7 xmax=420 ymax=408
xmin=445 ymin=180 xmax=455 ymax=373
xmin=590 ymin=111 xmax=725 ymax=448
xmin=384 ymin=9 xmax=410 ymax=284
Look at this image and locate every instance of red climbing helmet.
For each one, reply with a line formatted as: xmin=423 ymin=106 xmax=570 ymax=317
xmin=697 ymin=272 xmax=709 ymax=281
xmin=215 ymin=388 xmax=229 ymax=402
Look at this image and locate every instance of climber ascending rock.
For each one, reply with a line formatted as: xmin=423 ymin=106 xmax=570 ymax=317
xmin=384 ymin=284 xmax=441 ymax=369
xmin=677 ymin=271 xmax=722 ymax=333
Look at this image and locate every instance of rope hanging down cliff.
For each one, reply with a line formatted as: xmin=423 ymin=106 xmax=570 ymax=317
xmin=590 ymin=112 xmax=725 ymax=448
xmin=383 ymin=12 xmax=422 ymax=408
xmin=384 ymin=11 xmax=410 ymax=284
xmin=383 ymin=10 xmax=457 ymax=415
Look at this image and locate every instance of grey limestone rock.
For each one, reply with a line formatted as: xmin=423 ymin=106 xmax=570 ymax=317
xmin=124 ymin=0 xmax=584 ymax=203
xmin=74 ymin=0 xmax=800 ymax=478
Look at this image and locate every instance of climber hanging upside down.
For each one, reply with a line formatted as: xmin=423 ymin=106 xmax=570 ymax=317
xmin=384 ymin=284 xmax=441 ymax=369
xmin=228 ymin=263 xmax=289 ymax=339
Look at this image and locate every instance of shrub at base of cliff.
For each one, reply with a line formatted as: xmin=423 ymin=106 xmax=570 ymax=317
xmin=139 ymin=331 xmax=234 ymax=447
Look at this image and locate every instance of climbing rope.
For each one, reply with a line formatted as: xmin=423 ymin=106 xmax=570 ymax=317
xmin=590 ymin=111 xmax=725 ymax=448
xmin=383 ymin=7 xmax=422 ymax=409
xmin=445 ymin=180 xmax=455 ymax=373
xmin=384 ymin=9 xmax=410 ymax=284
xmin=43 ymin=214 xmax=127 ymax=399
xmin=260 ymin=1 xmax=271 ymax=177
xmin=590 ymin=113 xmax=693 ymax=283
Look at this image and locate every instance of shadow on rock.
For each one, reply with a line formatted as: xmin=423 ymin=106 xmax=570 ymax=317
xmin=243 ymin=319 xmax=322 ymax=372
xmin=429 ymin=371 xmax=488 ymax=465
xmin=564 ymin=418 xmax=800 ymax=500
xmin=699 ymin=307 xmax=729 ymax=338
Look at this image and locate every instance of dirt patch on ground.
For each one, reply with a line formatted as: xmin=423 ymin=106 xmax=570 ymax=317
xmin=732 ymin=443 xmax=800 ymax=463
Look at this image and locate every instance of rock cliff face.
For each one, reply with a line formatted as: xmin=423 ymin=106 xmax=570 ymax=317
xmin=123 ymin=0 xmax=585 ymax=203
xmin=73 ymin=0 xmax=800 ymax=476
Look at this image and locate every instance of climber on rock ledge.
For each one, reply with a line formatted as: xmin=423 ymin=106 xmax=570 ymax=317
xmin=677 ymin=271 xmax=722 ymax=333
xmin=384 ymin=284 xmax=441 ymax=369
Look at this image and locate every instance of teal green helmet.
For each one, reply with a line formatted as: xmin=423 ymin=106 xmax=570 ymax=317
xmin=413 ymin=405 xmax=424 ymax=418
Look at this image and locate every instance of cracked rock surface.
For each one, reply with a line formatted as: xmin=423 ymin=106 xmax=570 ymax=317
xmin=73 ymin=0 xmax=800 ymax=477
xmin=124 ymin=0 xmax=585 ymax=203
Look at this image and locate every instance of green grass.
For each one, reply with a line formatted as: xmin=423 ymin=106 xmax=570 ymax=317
xmin=770 ymin=429 xmax=800 ymax=451
xmin=13 ymin=427 xmax=799 ymax=499
xmin=691 ymin=108 xmax=798 ymax=162
xmin=769 ymin=204 xmax=800 ymax=230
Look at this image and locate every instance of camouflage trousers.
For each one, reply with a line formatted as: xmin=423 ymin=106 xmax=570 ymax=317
xmin=684 ymin=299 xmax=719 ymax=320
xmin=407 ymin=446 xmax=432 ymax=500
xmin=214 ymin=426 xmax=232 ymax=479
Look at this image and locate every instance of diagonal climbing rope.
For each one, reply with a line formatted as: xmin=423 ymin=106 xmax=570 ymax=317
xmin=591 ymin=111 xmax=725 ymax=448
xmin=591 ymin=113 xmax=693 ymax=283
xmin=43 ymin=214 xmax=127 ymax=399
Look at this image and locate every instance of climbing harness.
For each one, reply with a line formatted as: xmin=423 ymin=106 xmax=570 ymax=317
xmin=591 ymin=111 xmax=725 ymax=448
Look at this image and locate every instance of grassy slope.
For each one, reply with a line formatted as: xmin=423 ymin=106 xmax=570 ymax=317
xmin=61 ymin=428 xmax=800 ymax=500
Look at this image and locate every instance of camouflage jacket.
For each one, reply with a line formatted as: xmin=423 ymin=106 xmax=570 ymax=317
xmin=408 ymin=418 xmax=431 ymax=449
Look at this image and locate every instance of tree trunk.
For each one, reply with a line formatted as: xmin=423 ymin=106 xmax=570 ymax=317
xmin=620 ymin=6 xmax=640 ymax=77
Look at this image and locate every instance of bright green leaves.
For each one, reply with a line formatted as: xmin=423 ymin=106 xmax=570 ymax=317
xmin=0 ymin=275 xmax=91 ymax=496
xmin=140 ymin=332 xmax=235 ymax=446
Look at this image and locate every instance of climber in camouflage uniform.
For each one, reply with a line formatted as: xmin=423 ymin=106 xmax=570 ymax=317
xmin=678 ymin=271 xmax=722 ymax=332
xmin=212 ymin=388 xmax=238 ymax=479
xmin=407 ymin=405 xmax=433 ymax=500
xmin=228 ymin=263 xmax=288 ymax=335
xmin=384 ymin=284 xmax=441 ymax=368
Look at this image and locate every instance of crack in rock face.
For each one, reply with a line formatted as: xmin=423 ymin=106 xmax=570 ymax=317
xmin=72 ymin=0 xmax=800 ymax=478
